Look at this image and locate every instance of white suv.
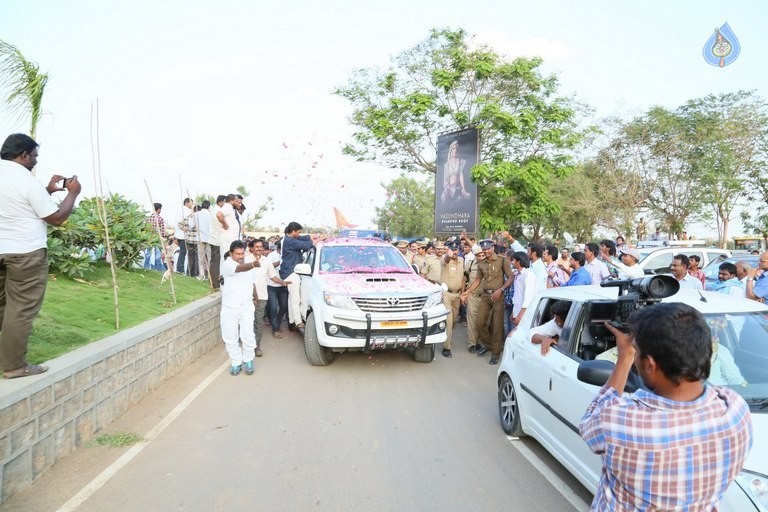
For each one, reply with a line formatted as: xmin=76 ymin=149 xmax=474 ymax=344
xmin=294 ymin=238 xmax=448 ymax=365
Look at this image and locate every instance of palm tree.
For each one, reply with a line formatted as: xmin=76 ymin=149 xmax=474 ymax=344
xmin=0 ymin=39 xmax=48 ymax=139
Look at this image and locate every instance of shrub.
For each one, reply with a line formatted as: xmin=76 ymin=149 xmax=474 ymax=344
xmin=48 ymin=194 xmax=155 ymax=276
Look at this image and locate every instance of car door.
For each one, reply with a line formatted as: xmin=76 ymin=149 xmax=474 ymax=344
xmin=535 ymin=305 xmax=603 ymax=493
xmin=299 ymin=246 xmax=317 ymax=320
xmin=511 ymin=298 xmax=561 ymax=436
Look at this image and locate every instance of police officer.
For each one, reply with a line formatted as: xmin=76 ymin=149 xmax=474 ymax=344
xmin=395 ymin=240 xmax=408 ymax=258
xmin=423 ymin=241 xmax=443 ymax=284
xmin=463 ymin=245 xmax=484 ymax=352
xmin=412 ymin=241 xmax=427 ymax=274
xmin=461 ymin=239 xmax=514 ymax=365
xmin=439 ymin=240 xmax=465 ymax=358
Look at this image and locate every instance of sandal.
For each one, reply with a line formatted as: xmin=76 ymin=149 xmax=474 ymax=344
xmin=3 ymin=364 xmax=49 ymax=379
xmin=273 ymin=332 xmax=283 ymax=339
xmin=295 ymin=323 xmax=305 ymax=329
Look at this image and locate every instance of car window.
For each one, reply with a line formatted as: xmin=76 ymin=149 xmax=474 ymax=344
xmin=641 ymin=252 xmax=674 ymax=274
xmin=705 ymin=312 xmax=768 ymax=405
xmin=529 ymin=298 xmax=574 ymax=350
xmin=318 ymin=245 xmax=412 ymax=273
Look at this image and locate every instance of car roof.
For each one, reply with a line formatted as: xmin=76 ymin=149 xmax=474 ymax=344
xmin=638 ymin=246 xmax=730 ymax=257
xmin=533 ymin=285 xmax=768 ymax=314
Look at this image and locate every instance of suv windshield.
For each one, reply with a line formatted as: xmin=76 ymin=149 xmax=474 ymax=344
xmin=319 ymin=245 xmax=412 ymax=274
xmin=705 ymin=311 xmax=768 ymax=407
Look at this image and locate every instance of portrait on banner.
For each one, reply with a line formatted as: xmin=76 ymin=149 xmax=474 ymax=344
xmin=434 ymin=128 xmax=479 ymax=235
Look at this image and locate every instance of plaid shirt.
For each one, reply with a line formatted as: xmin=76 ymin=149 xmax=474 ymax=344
xmin=179 ymin=213 xmax=198 ymax=243
xmin=580 ymin=384 xmax=752 ymax=511
xmin=147 ymin=212 xmax=165 ymax=239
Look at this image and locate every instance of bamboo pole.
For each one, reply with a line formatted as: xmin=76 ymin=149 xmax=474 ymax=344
xmin=90 ymin=99 xmax=120 ymax=329
xmin=145 ymin=180 xmax=177 ymax=304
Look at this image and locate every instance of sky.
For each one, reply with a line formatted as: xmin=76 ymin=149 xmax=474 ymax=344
xmin=1 ymin=0 xmax=767 ymax=236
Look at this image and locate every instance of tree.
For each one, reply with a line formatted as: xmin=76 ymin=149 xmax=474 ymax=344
xmin=681 ymin=91 xmax=768 ymax=247
xmin=335 ymin=28 xmax=589 ymax=232
xmin=374 ymin=174 xmax=434 ymax=238
xmin=618 ymin=107 xmax=706 ymax=238
xmin=0 ymin=39 xmax=48 ymax=139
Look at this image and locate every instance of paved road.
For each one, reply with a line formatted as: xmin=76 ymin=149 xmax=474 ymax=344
xmin=5 ymin=325 xmax=593 ymax=512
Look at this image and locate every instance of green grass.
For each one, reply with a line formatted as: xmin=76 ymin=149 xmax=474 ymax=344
xmin=88 ymin=432 xmax=144 ymax=448
xmin=27 ymin=264 xmax=213 ymax=364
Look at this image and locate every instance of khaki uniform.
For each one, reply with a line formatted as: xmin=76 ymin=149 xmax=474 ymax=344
xmin=440 ymin=256 xmax=465 ymax=350
xmin=464 ymin=256 xmax=483 ymax=347
xmin=412 ymin=253 xmax=427 ymax=275
xmin=423 ymin=254 xmax=442 ymax=283
xmin=404 ymin=250 xmax=416 ymax=265
xmin=475 ymin=253 xmax=513 ymax=357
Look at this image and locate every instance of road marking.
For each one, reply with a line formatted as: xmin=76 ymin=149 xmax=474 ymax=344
xmin=55 ymin=363 xmax=227 ymax=512
xmin=506 ymin=436 xmax=591 ymax=512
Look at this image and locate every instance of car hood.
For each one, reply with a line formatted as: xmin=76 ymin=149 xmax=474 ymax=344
xmin=744 ymin=412 xmax=768 ymax=476
xmin=318 ymin=272 xmax=441 ymax=295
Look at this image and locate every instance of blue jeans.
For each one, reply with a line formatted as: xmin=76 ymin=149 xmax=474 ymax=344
xmin=504 ymin=303 xmax=515 ymax=337
xmin=143 ymin=246 xmax=165 ymax=271
xmin=267 ymin=286 xmax=288 ymax=333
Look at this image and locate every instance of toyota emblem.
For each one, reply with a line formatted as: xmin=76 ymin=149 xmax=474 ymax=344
xmin=387 ymin=297 xmax=400 ymax=306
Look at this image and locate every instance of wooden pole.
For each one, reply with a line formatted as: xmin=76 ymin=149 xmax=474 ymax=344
xmin=91 ymin=99 xmax=120 ymax=329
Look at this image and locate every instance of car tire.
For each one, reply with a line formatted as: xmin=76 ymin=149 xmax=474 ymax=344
xmin=498 ymin=373 xmax=525 ymax=437
xmin=413 ymin=343 xmax=435 ymax=363
xmin=304 ymin=313 xmax=335 ymax=366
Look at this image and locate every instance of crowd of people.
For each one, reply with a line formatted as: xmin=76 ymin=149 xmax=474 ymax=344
xmin=2 ymin=128 xmax=760 ymax=511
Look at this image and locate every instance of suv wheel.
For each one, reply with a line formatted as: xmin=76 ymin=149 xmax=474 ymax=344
xmin=498 ymin=373 xmax=524 ymax=436
xmin=413 ymin=344 xmax=435 ymax=363
xmin=303 ymin=313 xmax=335 ymax=366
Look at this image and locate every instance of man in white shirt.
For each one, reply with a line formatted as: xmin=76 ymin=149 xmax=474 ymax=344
xmin=670 ymin=254 xmax=703 ymax=291
xmin=528 ymin=300 xmax=571 ymax=355
xmin=220 ymin=240 xmax=258 ymax=375
xmin=527 ymin=243 xmax=547 ymax=291
xmin=266 ymin=240 xmax=287 ymax=338
xmin=0 ymin=134 xmax=81 ymax=378
xmin=510 ymin=251 xmax=537 ymax=330
xmin=196 ymin=200 xmax=212 ymax=282
xmin=584 ymin=243 xmax=610 ymax=285
xmin=208 ymin=195 xmax=225 ymax=289
xmin=217 ymin=194 xmax=239 ymax=267
xmin=612 ymin=248 xmax=645 ymax=280
xmin=245 ymin=239 xmax=289 ymax=356
xmin=736 ymin=261 xmax=751 ymax=298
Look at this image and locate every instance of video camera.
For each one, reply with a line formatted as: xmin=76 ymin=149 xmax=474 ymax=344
xmin=586 ymin=275 xmax=680 ymax=341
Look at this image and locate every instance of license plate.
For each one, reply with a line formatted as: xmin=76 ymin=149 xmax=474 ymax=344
xmin=380 ymin=321 xmax=408 ymax=327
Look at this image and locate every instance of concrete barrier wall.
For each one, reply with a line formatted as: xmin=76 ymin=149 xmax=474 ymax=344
xmin=0 ymin=294 xmax=221 ymax=504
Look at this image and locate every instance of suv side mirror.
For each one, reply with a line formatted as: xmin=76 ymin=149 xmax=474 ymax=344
xmin=294 ymin=263 xmax=311 ymax=276
xmin=577 ymin=360 xmax=644 ymax=393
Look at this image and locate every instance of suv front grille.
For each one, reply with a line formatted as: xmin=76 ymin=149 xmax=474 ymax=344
xmin=353 ymin=296 xmax=427 ymax=312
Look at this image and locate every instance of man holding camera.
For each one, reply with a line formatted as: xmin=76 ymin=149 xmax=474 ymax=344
xmin=0 ymin=134 xmax=81 ymax=378
xmin=580 ymin=303 xmax=752 ymax=510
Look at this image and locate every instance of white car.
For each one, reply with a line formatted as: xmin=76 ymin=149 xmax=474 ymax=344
xmin=637 ymin=247 xmax=731 ymax=274
xmin=294 ymin=238 xmax=448 ymax=365
xmin=497 ymin=282 xmax=768 ymax=511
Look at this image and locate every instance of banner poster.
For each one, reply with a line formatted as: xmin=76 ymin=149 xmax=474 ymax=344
xmin=434 ymin=128 xmax=479 ymax=235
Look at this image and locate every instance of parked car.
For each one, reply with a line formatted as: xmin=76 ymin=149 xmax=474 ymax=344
xmin=497 ymin=283 xmax=768 ymax=511
xmin=637 ymin=247 xmax=731 ymax=275
xmin=703 ymin=255 xmax=759 ymax=290
xmin=294 ymin=237 xmax=448 ymax=365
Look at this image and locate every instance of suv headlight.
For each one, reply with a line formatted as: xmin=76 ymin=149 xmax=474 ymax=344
xmin=736 ymin=471 xmax=768 ymax=510
xmin=424 ymin=290 xmax=444 ymax=308
xmin=324 ymin=293 xmax=357 ymax=310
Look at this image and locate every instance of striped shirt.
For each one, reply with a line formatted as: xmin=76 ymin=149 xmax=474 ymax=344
xmin=580 ymin=384 xmax=752 ymax=511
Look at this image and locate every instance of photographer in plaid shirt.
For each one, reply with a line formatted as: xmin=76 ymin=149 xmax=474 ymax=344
xmin=580 ymin=303 xmax=752 ymax=511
